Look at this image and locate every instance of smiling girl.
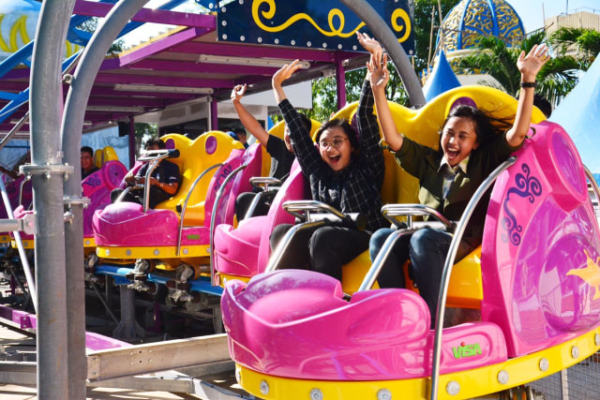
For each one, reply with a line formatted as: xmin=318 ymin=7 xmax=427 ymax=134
xmin=269 ymin=58 xmax=387 ymax=281
xmin=359 ymin=32 xmax=549 ymax=322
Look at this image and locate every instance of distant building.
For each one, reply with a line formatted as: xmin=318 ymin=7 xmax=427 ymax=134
xmin=545 ymin=9 xmax=600 ymax=34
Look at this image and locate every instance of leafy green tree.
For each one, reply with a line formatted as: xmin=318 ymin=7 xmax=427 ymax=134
xmin=454 ymin=30 xmax=586 ymax=105
xmin=548 ymin=27 xmax=600 ymax=68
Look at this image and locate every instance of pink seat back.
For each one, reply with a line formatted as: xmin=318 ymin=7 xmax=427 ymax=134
xmin=203 ymin=149 xmax=245 ymax=228
xmin=481 ymin=121 xmax=600 ymax=357
xmin=82 ymin=161 xmax=128 ymax=236
xmin=256 ymin=161 xmax=308 ymax=272
xmin=219 ymin=143 xmax=263 ymax=227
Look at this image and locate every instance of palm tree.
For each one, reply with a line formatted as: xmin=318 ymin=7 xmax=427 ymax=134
xmin=454 ymin=29 xmax=592 ymax=105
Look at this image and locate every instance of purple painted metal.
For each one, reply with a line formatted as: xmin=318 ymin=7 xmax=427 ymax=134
xmin=73 ymin=0 xmax=216 ymax=28
xmin=128 ymin=116 xmax=135 ymax=168
xmin=170 ymin=41 xmax=359 ymax=62
xmin=117 ymin=27 xmax=209 ymax=68
xmin=94 ymin=72 xmax=233 ymax=88
xmin=210 ymin=97 xmax=218 ymax=131
xmin=108 ymin=59 xmax=278 ymax=76
xmin=0 ymin=305 xmax=130 ymax=350
xmin=335 ymin=57 xmax=346 ymax=109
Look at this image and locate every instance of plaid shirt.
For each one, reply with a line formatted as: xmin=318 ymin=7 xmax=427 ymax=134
xmin=278 ymin=80 xmax=387 ymax=232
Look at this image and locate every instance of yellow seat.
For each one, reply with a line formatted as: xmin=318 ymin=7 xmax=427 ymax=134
xmin=156 ymin=131 xmax=244 ymax=226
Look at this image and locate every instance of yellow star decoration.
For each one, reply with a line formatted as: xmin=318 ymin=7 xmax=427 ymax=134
xmin=567 ymin=250 xmax=600 ymax=300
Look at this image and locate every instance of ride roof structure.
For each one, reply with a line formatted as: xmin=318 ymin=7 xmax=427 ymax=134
xmin=0 ymin=0 xmax=416 ymax=137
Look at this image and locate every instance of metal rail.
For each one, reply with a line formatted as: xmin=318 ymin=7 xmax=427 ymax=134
xmin=430 ymin=156 xmax=516 ymax=400
xmin=209 ymin=164 xmax=247 ymax=285
xmin=176 ymin=163 xmax=223 ymax=256
xmin=358 ymin=228 xmax=418 ymax=292
xmin=381 ymin=203 xmax=453 ymax=229
xmin=585 ymin=166 xmax=600 ymax=209
xmin=0 ymin=170 xmax=36 ymax=310
xmin=244 ymin=176 xmax=282 ymax=219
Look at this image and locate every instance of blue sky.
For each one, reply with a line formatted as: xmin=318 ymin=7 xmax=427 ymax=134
xmin=510 ymin=0 xmax=600 ymax=32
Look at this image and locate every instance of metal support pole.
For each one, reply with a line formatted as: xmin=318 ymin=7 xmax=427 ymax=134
xmin=128 ymin=115 xmax=136 ymax=168
xmin=339 ymin=0 xmax=425 ymax=107
xmin=335 ymin=56 xmax=347 ymax=110
xmin=60 ymin=1 xmax=150 ymax=398
xmin=210 ymin=97 xmax=218 ymax=131
xmin=112 ymin=285 xmax=145 ymax=340
xmin=29 ymin=1 xmax=76 ymax=398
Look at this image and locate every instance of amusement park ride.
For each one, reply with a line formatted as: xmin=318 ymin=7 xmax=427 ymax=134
xmin=0 ymin=0 xmax=599 ymax=399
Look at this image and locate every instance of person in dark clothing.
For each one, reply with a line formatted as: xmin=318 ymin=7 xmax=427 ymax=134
xmin=269 ymin=57 xmax=387 ymax=282
xmin=231 ymin=83 xmax=308 ymax=220
xmin=111 ymin=138 xmax=180 ymax=209
xmin=81 ymin=146 xmax=99 ymax=179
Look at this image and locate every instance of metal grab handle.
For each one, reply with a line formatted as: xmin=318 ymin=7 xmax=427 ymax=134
xmin=358 ymin=227 xmax=418 ymax=291
xmin=250 ymin=176 xmax=281 ymax=190
xmin=265 ymin=220 xmax=328 ymax=273
xmin=282 ymin=200 xmax=347 ymax=222
xmin=138 ymin=148 xmax=180 ymax=162
xmin=381 ymin=203 xmax=453 ymax=229
xmin=430 ymin=156 xmax=516 ymax=400
xmin=209 ymin=164 xmax=247 ymax=285
xmin=176 ymin=163 xmax=223 ymax=256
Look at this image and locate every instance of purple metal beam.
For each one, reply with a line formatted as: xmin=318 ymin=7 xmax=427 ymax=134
xmin=73 ymin=0 xmax=216 ymax=28
xmin=95 ymin=72 xmax=233 ymax=88
xmin=90 ymin=86 xmax=196 ymax=100
xmin=210 ymin=98 xmax=218 ymax=131
xmin=335 ymin=57 xmax=346 ymax=109
xmin=105 ymin=59 xmax=278 ymax=76
xmin=170 ymin=41 xmax=361 ymax=63
xmin=88 ymin=96 xmax=166 ymax=108
xmin=117 ymin=27 xmax=208 ymax=68
xmin=0 ymin=305 xmax=130 ymax=350
xmin=128 ymin=115 xmax=135 ymax=168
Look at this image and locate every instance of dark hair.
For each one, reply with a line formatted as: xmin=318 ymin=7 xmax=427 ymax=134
xmin=441 ymin=105 xmax=511 ymax=148
xmin=534 ymin=94 xmax=552 ymax=118
xmin=314 ymin=118 xmax=359 ymax=150
xmin=145 ymin=138 xmax=166 ymax=150
xmin=233 ymin=127 xmax=247 ymax=137
xmin=81 ymin=146 xmax=94 ymax=157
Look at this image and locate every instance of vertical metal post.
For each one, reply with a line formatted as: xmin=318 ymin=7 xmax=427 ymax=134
xmin=129 ymin=115 xmax=136 ymax=168
xmin=210 ymin=97 xmax=219 ymax=131
xmin=335 ymin=56 xmax=346 ymax=110
xmin=112 ymin=285 xmax=145 ymax=340
xmin=560 ymin=369 xmax=570 ymax=400
xmin=29 ymin=1 xmax=76 ymax=398
xmin=339 ymin=0 xmax=425 ymax=107
xmin=59 ymin=1 xmax=150 ymax=398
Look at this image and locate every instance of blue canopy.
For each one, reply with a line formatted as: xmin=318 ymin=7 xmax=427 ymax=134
xmin=550 ymin=56 xmax=600 ymax=174
xmin=422 ymin=51 xmax=461 ymax=102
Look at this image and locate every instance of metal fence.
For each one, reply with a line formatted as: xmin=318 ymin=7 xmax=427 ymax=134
xmin=528 ymin=352 xmax=600 ymax=400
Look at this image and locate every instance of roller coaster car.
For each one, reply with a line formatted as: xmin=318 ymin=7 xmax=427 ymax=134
xmin=9 ymin=148 xmax=126 ymax=252
xmin=221 ymin=86 xmax=600 ymax=400
xmin=92 ymin=132 xmax=263 ymax=299
xmin=212 ymin=119 xmax=321 ymax=286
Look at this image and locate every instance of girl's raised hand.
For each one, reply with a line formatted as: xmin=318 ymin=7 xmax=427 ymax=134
xmin=272 ymin=59 xmax=303 ymax=88
xmin=357 ymin=32 xmax=383 ymax=61
xmin=367 ymin=53 xmax=389 ymax=91
xmin=517 ymin=44 xmax=550 ymax=81
xmin=231 ymin=84 xmax=247 ymax=102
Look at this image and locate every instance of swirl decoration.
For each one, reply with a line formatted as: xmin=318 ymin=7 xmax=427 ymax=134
xmin=0 ymin=13 xmax=80 ymax=56
xmin=251 ymin=0 xmax=411 ymax=42
xmin=502 ymin=163 xmax=542 ymax=246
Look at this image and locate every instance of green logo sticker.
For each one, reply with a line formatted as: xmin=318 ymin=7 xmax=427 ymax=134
xmin=452 ymin=343 xmax=482 ymax=359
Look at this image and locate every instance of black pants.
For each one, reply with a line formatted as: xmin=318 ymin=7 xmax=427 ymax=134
xmin=110 ymin=187 xmax=171 ymax=209
xmin=235 ymin=190 xmax=277 ymax=221
xmin=270 ymin=223 xmax=370 ymax=281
